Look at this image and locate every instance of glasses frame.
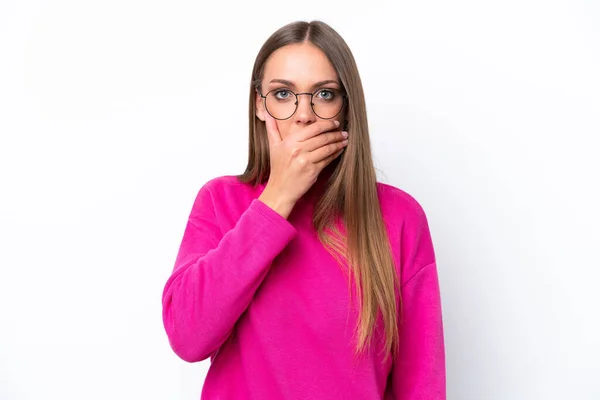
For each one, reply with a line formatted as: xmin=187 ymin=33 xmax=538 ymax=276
xmin=259 ymin=88 xmax=348 ymax=121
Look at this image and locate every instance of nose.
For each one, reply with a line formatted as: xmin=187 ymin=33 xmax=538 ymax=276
xmin=294 ymin=93 xmax=317 ymax=125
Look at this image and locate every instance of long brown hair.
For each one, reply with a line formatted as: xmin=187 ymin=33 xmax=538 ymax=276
xmin=238 ymin=20 xmax=401 ymax=363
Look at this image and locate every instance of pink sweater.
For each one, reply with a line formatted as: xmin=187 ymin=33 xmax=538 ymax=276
xmin=162 ymin=175 xmax=446 ymax=399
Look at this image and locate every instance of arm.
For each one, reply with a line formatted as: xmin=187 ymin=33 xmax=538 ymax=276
xmin=161 ymin=183 xmax=297 ymax=363
xmin=387 ymin=201 xmax=446 ymax=399
xmin=388 ymin=262 xmax=446 ymax=399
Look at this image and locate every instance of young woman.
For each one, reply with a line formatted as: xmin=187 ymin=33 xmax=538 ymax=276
xmin=162 ymin=20 xmax=446 ymax=399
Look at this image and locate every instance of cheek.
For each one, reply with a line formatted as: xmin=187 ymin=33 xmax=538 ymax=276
xmin=276 ymin=120 xmax=292 ymax=140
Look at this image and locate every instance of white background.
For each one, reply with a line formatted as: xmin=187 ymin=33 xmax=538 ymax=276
xmin=1 ymin=1 xmax=599 ymax=399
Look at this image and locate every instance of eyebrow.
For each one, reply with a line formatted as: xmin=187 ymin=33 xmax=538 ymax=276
xmin=268 ymin=79 xmax=340 ymax=90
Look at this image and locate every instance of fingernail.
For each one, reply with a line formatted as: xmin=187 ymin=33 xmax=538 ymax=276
xmin=342 ymin=131 xmax=349 ymax=138
xmin=334 ymin=120 xmax=340 ymax=127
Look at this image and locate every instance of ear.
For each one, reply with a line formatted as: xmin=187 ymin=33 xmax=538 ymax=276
xmin=255 ymin=89 xmax=266 ymax=121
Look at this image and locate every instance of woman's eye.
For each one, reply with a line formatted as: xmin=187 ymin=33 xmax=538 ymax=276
xmin=317 ymin=90 xmax=334 ymax=100
xmin=274 ymin=90 xmax=291 ymax=99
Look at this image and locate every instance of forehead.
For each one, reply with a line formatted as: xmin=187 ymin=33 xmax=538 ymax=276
xmin=263 ymin=42 xmax=338 ymax=85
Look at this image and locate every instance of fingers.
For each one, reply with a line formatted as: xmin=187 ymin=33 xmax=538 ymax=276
xmin=315 ymin=147 xmax=346 ymax=170
xmin=295 ymin=119 xmax=340 ymax=142
xmin=264 ymin=112 xmax=282 ymax=146
xmin=304 ymin=130 xmax=348 ymax=152
xmin=310 ymin=138 xmax=348 ymax=165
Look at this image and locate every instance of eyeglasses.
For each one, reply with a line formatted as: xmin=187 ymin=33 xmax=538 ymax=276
xmin=259 ymin=88 xmax=347 ymax=120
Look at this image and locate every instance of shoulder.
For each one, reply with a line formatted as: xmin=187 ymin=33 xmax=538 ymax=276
xmin=192 ymin=174 xmax=265 ymax=213
xmin=375 ymin=182 xmax=436 ymax=285
xmin=200 ymin=175 xmax=248 ymax=192
xmin=376 ymin=181 xmax=427 ymax=224
xmin=198 ymin=174 xmax=261 ymax=194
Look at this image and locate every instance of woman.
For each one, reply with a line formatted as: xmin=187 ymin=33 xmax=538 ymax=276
xmin=162 ymin=20 xmax=446 ymax=399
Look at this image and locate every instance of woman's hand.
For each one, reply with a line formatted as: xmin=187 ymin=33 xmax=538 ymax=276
xmin=258 ymin=113 xmax=349 ymax=218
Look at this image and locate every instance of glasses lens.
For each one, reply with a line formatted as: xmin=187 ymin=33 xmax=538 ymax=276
xmin=312 ymin=88 xmax=344 ymax=119
xmin=265 ymin=89 xmax=297 ymax=120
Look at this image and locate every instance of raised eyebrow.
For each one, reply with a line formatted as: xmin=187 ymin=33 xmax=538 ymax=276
xmin=268 ymin=79 xmax=340 ymax=91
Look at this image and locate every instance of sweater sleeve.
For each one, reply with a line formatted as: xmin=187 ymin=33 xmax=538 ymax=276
xmin=388 ymin=262 xmax=446 ymax=399
xmin=161 ymin=184 xmax=297 ymax=363
xmin=386 ymin=200 xmax=446 ymax=399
